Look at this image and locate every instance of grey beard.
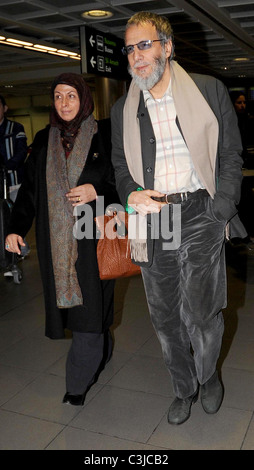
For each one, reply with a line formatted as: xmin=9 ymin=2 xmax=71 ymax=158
xmin=128 ymin=53 xmax=167 ymax=91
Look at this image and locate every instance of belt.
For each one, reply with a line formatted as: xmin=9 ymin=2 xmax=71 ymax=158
xmin=151 ymin=189 xmax=208 ymax=204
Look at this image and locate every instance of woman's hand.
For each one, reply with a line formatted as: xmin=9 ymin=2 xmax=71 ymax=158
xmin=66 ymin=184 xmax=97 ymax=206
xmin=128 ymin=189 xmax=166 ymax=216
xmin=5 ymin=234 xmax=26 ymax=255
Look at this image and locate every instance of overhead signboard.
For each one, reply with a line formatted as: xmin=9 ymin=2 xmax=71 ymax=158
xmin=80 ymin=26 xmax=128 ymax=80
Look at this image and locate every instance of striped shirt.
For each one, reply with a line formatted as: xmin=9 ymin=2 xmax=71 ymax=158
xmin=143 ymin=83 xmax=204 ymax=194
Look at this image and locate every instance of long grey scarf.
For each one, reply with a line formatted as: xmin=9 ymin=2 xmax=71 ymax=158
xmin=46 ymin=116 xmax=97 ymax=308
xmin=123 ymin=60 xmax=219 ymax=262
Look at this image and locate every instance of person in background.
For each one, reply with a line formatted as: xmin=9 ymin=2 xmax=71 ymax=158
xmin=111 ymin=12 xmax=246 ymax=425
xmin=5 ymin=73 xmax=119 ymax=406
xmin=0 ymin=94 xmax=27 ymax=198
xmin=0 ymin=95 xmax=30 ymax=268
xmin=230 ymin=91 xmax=254 ymax=246
xmin=230 ymin=91 xmax=253 ymax=168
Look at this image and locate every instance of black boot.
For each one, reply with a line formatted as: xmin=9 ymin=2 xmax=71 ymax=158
xmin=62 ymin=392 xmax=86 ymax=406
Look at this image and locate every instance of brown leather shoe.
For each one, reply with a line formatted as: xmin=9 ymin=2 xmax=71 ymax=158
xmin=167 ymin=389 xmax=199 ymax=425
xmin=201 ymin=371 xmax=224 ymax=414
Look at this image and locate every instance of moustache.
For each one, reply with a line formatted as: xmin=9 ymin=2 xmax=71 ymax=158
xmin=133 ymin=61 xmax=150 ymax=69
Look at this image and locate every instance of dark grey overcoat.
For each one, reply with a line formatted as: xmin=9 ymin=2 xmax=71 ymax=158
xmin=111 ymin=73 xmax=247 ymax=267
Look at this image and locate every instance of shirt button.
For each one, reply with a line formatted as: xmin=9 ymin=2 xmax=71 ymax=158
xmin=146 ymin=167 xmax=152 ymax=173
xmin=149 ymin=137 xmax=155 ymax=144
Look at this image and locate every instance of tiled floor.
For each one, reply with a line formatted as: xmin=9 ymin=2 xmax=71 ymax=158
xmin=0 ymin=228 xmax=254 ymax=450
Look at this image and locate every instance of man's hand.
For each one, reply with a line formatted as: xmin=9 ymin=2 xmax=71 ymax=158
xmin=128 ymin=189 xmax=166 ymax=216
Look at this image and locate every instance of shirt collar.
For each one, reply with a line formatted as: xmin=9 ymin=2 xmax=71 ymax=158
xmin=143 ymin=79 xmax=172 ymax=105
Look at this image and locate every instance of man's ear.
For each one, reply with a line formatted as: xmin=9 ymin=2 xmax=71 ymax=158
xmin=165 ymin=39 xmax=173 ymax=60
xmin=4 ymin=105 xmax=8 ymax=113
xmin=165 ymin=36 xmax=175 ymax=60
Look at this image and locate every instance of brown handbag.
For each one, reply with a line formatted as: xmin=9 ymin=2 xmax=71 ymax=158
xmin=95 ymin=211 xmax=141 ymax=280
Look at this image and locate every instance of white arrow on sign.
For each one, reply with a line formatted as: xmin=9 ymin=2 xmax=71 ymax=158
xmin=90 ymin=56 xmax=96 ymax=68
xmin=89 ymin=35 xmax=95 ymax=47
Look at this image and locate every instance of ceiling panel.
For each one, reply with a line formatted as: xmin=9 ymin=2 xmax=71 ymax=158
xmin=0 ymin=0 xmax=253 ymax=96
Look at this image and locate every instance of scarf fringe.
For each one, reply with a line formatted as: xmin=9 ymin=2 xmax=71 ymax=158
xmin=130 ymin=240 xmax=148 ymax=262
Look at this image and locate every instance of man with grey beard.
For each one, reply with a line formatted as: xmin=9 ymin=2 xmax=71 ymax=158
xmin=111 ymin=12 xmax=246 ymax=425
xmin=127 ymin=39 xmax=167 ymax=91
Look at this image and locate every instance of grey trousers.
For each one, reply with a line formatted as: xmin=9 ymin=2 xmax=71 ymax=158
xmin=141 ymin=194 xmax=226 ymax=399
xmin=66 ymin=330 xmax=113 ymax=394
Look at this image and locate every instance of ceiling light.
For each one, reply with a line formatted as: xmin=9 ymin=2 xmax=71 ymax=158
xmin=34 ymin=44 xmax=57 ymax=52
xmin=82 ymin=10 xmax=113 ymax=19
xmin=0 ymin=40 xmax=22 ymax=47
xmin=48 ymin=51 xmax=69 ymax=57
xmin=0 ymin=36 xmax=80 ymax=60
xmin=24 ymin=46 xmax=48 ymax=52
xmin=234 ymin=57 xmax=250 ymax=62
xmin=57 ymin=49 xmax=78 ymax=56
xmin=6 ymin=38 xmax=33 ymax=46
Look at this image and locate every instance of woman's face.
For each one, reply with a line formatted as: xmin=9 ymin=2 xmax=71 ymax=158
xmin=54 ymin=84 xmax=80 ymax=121
xmin=234 ymin=94 xmax=246 ymax=114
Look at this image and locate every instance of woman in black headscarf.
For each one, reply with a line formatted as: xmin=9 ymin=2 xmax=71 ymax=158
xmin=5 ymin=73 xmax=119 ymax=405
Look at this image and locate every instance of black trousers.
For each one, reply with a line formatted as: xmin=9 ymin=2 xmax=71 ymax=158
xmin=141 ymin=194 xmax=226 ymax=399
xmin=66 ymin=329 xmax=113 ymax=394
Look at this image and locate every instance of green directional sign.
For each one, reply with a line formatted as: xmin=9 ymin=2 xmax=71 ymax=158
xmin=80 ymin=26 xmax=128 ymax=80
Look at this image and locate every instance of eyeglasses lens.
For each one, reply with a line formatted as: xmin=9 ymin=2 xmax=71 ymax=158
xmin=122 ymin=40 xmax=153 ymax=55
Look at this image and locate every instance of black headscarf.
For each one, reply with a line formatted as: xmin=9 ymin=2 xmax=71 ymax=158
xmin=50 ymin=73 xmax=94 ymax=151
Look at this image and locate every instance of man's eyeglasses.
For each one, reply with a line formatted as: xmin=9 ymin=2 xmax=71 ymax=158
xmin=121 ymin=39 xmax=164 ymax=55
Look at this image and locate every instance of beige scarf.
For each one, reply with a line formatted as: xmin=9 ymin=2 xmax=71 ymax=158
xmin=46 ymin=116 xmax=97 ymax=308
xmin=123 ymin=60 xmax=219 ymax=262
